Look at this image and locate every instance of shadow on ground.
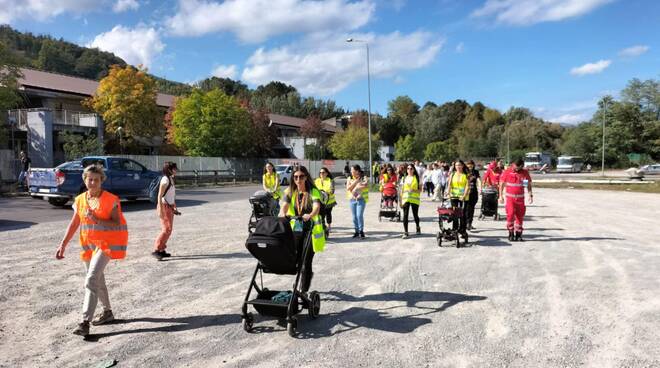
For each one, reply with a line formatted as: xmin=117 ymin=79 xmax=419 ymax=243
xmin=249 ymin=290 xmax=487 ymax=339
xmin=163 ymin=252 xmax=252 ymax=261
xmin=84 ymin=314 xmax=241 ymax=341
xmin=0 ymin=219 xmax=37 ymax=231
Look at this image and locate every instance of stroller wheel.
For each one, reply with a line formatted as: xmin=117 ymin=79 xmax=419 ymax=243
xmin=287 ymin=318 xmax=297 ymax=337
xmin=242 ymin=313 xmax=254 ymax=332
xmin=308 ymin=291 xmax=321 ymax=319
xmin=478 ymin=214 xmax=484 ymax=220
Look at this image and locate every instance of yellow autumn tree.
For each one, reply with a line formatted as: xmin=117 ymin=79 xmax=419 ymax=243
xmin=84 ymin=64 xmax=161 ymax=140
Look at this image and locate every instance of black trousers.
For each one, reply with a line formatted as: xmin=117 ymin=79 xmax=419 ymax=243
xmin=425 ymin=182 xmax=435 ymax=197
xmin=450 ymin=199 xmax=467 ymax=233
xmin=465 ymin=192 xmax=479 ymax=226
xmin=294 ymin=228 xmax=314 ymax=292
xmin=320 ymin=205 xmax=333 ymax=226
xmin=402 ymin=202 xmax=420 ymax=233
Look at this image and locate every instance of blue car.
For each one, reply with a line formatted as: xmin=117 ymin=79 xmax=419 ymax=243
xmin=28 ymin=156 xmax=159 ymax=207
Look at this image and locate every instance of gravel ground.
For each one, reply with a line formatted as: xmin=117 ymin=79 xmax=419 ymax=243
xmin=1 ymin=187 xmax=659 ymax=368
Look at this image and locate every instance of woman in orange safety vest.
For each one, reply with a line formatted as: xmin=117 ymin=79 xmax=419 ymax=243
xmin=56 ymin=164 xmax=128 ymax=338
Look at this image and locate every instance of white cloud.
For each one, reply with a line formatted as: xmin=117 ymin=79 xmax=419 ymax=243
xmin=570 ymin=59 xmax=611 ymax=76
xmin=212 ymin=64 xmax=238 ymax=79
xmin=113 ymin=0 xmax=139 ymax=12
xmin=546 ymin=113 xmax=590 ymax=124
xmin=241 ymin=31 xmax=443 ymax=95
xmin=166 ymin=0 xmax=375 ymax=42
xmin=0 ymin=0 xmax=98 ymax=23
xmin=471 ymin=0 xmax=613 ymax=26
xmin=89 ymin=25 xmax=165 ymax=68
xmin=618 ymin=45 xmax=649 ymax=58
xmin=455 ymin=42 xmax=465 ymax=53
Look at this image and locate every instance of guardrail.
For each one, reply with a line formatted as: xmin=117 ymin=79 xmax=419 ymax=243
xmin=174 ymin=169 xmax=260 ymax=186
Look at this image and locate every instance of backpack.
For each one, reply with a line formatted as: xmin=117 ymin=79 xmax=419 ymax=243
xmin=148 ymin=175 xmax=172 ymax=204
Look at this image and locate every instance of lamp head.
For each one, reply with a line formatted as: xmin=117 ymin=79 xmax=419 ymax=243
xmin=346 ymin=38 xmax=354 ymax=42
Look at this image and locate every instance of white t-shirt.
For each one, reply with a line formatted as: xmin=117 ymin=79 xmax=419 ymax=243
xmin=160 ymin=176 xmax=176 ymax=204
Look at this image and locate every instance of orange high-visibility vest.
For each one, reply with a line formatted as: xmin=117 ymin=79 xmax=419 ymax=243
xmin=74 ymin=191 xmax=128 ymax=261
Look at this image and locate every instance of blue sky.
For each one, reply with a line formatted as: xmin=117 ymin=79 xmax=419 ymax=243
xmin=3 ymin=0 xmax=659 ymax=124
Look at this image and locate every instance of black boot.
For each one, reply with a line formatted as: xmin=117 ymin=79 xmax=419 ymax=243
xmin=416 ymin=226 xmax=421 ymax=235
xmin=508 ymin=231 xmax=514 ymax=241
xmin=359 ymin=231 xmax=365 ymax=238
xmin=352 ymin=231 xmax=359 ymax=238
xmin=515 ymin=232 xmax=523 ymax=242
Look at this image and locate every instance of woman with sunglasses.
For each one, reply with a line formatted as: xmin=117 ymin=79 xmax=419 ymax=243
xmin=446 ymin=160 xmax=470 ymax=239
xmin=346 ymin=165 xmax=369 ymax=238
xmin=314 ymin=167 xmax=336 ymax=237
xmin=401 ymin=164 xmax=422 ymax=238
xmin=279 ymin=166 xmax=325 ymax=292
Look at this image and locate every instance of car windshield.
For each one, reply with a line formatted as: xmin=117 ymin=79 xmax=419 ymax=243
xmin=56 ymin=161 xmax=81 ymax=170
xmin=275 ymin=165 xmax=289 ymax=172
xmin=558 ymin=157 xmax=573 ymax=165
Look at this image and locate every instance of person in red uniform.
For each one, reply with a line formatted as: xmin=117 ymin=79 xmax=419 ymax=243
xmin=483 ymin=158 xmax=505 ymax=189
xmin=498 ymin=158 xmax=533 ymax=241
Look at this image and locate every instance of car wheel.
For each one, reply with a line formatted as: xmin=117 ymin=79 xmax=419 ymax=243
xmin=48 ymin=198 xmax=69 ymax=207
xmin=282 ymin=178 xmax=288 ymax=186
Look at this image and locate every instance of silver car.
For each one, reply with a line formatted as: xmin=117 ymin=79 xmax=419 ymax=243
xmin=640 ymin=164 xmax=660 ymax=175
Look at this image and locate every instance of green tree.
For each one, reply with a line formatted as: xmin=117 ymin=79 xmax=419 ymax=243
xmin=59 ymin=131 xmax=103 ymax=160
xmin=621 ymin=78 xmax=660 ymax=119
xmin=387 ymin=95 xmax=419 ymax=135
xmin=170 ymin=89 xmax=252 ymax=157
xmin=327 ymin=125 xmax=380 ymax=160
xmin=0 ymin=43 xmax=22 ymax=146
xmin=424 ymin=141 xmax=456 ymax=162
xmin=35 ymin=39 xmax=76 ymax=74
xmin=84 ymin=65 xmax=161 ymax=147
xmin=196 ymin=76 xmax=249 ymax=98
xmin=394 ymin=135 xmax=422 ymax=161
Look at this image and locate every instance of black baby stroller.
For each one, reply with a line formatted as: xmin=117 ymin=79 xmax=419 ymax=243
xmin=378 ymin=184 xmax=401 ymax=222
xmin=436 ymin=199 xmax=468 ymax=248
xmin=242 ymin=216 xmax=321 ymax=337
xmin=478 ymin=187 xmax=500 ymax=221
xmin=248 ymin=190 xmax=279 ymax=233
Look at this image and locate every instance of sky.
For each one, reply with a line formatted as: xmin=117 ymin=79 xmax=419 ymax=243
xmin=2 ymin=0 xmax=659 ymax=124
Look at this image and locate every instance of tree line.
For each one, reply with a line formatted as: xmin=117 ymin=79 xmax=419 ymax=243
xmin=1 ymin=26 xmax=658 ymax=166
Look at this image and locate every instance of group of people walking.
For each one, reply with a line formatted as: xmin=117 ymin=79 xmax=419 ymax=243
xmin=55 ymin=157 xmax=532 ymax=338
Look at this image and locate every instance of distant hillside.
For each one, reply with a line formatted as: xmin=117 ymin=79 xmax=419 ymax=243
xmin=0 ymin=25 xmax=192 ymax=95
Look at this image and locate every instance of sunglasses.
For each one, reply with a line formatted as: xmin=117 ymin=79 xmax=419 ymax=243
xmin=319 ymin=171 xmax=327 ymax=174
xmin=293 ymin=174 xmax=306 ymax=180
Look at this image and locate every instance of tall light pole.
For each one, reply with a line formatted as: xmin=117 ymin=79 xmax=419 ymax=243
xmin=117 ymin=126 xmax=124 ymax=155
xmin=601 ymin=117 xmax=605 ymax=177
xmin=346 ymin=38 xmax=373 ymax=181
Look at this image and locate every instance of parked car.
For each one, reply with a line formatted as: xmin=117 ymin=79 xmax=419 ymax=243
xmin=275 ymin=164 xmax=294 ymax=185
xmin=639 ymin=164 xmax=660 ymax=175
xmin=28 ymin=156 xmax=159 ymax=207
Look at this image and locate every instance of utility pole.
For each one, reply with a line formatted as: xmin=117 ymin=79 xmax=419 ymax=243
xmin=601 ymin=117 xmax=605 ymax=177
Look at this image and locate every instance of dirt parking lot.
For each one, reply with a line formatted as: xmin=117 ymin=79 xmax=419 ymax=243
xmin=1 ymin=186 xmax=659 ymax=367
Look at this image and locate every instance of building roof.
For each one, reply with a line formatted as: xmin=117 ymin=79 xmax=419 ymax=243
xmin=17 ymin=67 xmax=175 ymax=108
xmin=268 ymin=113 xmax=339 ymax=133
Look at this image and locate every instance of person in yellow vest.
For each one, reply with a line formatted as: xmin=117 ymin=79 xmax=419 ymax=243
xmin=346 ymin=165 xmax=369 ymax=238
xmin=262 ymin=162 xmax=281 ymax=214
xmin=278 ymin=165 xmax=325 ymax=292
xmin=446 ymin=159 xmax=470 ymax=239
xmin=314 ymin=167 xmax=336 ymax=237
xmin=401 ymin=164 xmax=422 ymax=239
xmin=55 ymin=164 xmax=128 ymax=337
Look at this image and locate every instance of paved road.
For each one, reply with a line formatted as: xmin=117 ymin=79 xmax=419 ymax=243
xmin=0 ymin=185 xmax=264 ymax=231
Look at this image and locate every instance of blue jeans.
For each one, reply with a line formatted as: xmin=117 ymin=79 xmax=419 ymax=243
xmin=349 ymin=198 xmax=366 ymax=232
xmin=18 ymin=170 xmax=27 ymax=187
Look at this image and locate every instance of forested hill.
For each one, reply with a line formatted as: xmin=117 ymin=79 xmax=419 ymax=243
xmin=0 ymin=25 xmax=191 ymax=95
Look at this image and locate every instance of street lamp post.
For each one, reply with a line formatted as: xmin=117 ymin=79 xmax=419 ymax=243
xmin=346 ymin=38 xmax=373 ymax=181
xmin=601 ymin=117 xmax=605 ymax=177
xmin=117 ymin=126 xmax=123 ymax=155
